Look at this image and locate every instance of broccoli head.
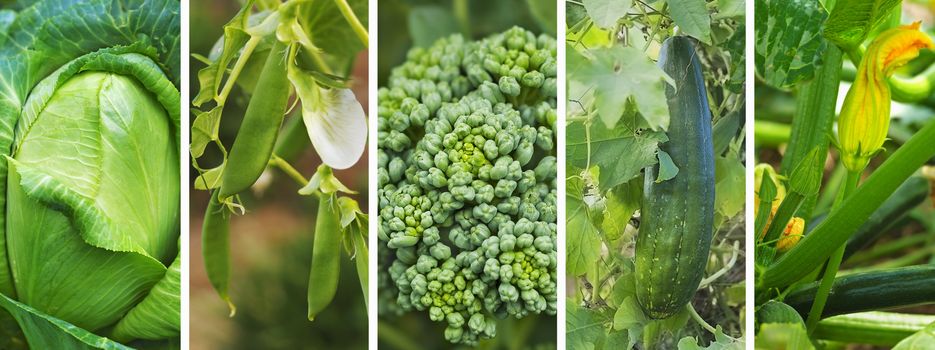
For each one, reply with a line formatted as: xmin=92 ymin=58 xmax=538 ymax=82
xmin=377 ymin=26 xmax=557 ymax=345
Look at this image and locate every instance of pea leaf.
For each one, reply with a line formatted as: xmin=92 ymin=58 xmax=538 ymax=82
xmin=190 ymin=106 xmax=222 ymax=159
xmin=300 ymin=0 xmax=368 ymax=62
xmin=567 ymin=121 xmax=667 ymax=191
xmin=192 ymin=1 xmax=254 ymax=106
xmin=824 ymin=0 xmax=901 ymax=49
xmin=668 ymin=0 xmax=712 ymax=44
xmin=193 ymin=163 xmax=224 ymax=190
xmin=754 ymin=0 xmax=828 ymax=89
xmin=569 ymin=46 xmax=673 ymax=130
xmin=582 ymin=0 xmax=632 ymax=29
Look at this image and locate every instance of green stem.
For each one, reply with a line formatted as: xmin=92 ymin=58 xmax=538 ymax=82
xmin=333 ymin=0 xmax=368 ymax=47
xmin=806 ymin=170 xmax=860 ymax=334
xmin=781 ymin=44 xmax=842 ymax=219
xmin=269 ymin=154 xmax=309 ymax=187
xmin=453 ymin=0 xmax=470 ymax=36
xmin=754 ymin=121 xmax=791 ymax=146
xmin=759 ymin=119 xmax=935 ymax=289
xmin=688 ymin=303 xmax=718 ymax=335
xmin=757 ymin=191 xmax=805 ymax=265
xmin=377 ymin=320 xmax=421 ymax=350
xmin=217 ymin=35 xmax=263 ymax=105
xmin=873 ymin=245 xmax=935 ymax=269
xmin=846 ymin=234 xmax=929 ymax=266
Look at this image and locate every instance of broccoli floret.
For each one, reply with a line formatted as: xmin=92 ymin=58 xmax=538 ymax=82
xmin=377 ymin=26 xmax=557 ymax=345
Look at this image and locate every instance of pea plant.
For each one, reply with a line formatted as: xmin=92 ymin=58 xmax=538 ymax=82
xmin=754 ymin=0 xmax=935 ymax=347
xmin=190 ymin=0 xmax=369 ymax=323
xmin=565 ymin=0 xmax=745 ymax=348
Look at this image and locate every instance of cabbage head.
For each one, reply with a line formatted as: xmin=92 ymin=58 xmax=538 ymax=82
xmin=0 ymin=0 xmax=180 ymax=348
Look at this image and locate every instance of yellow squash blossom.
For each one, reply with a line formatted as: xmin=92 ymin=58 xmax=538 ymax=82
xmin=754 ymin=163 xmax=804 ymax=251
xmin=778 ymin=217 xmax=805 ymax=252
xmin=838 ymin=22 xmax=934 ymax=172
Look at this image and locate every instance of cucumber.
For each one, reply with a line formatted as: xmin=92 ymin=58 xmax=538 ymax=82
xmin=814 ymin=312 xmax=935 ymax=346
xmin=756 ymin=301 xmax=805 ymax=333
xmin=635 ymin=36 xmax=716 ymax=319
xmin=785 ymin=265 xmax=935 ymax=318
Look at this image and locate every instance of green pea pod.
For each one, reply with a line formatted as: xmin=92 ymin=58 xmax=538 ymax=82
xmin=352 ymin=218 xmax=369 ymax=313
xmin=202 ymin=191 xmax=235 ymax=316
xmin=218 ymin=40 xmax=291 ymax=201
xmin=308 ymin=193 xmax=342 ymax=321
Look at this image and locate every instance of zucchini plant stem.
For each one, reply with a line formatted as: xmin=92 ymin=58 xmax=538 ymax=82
xmin=759 ymin=119 xmax=935 ymax=289
xmin=847 ymin=233 xmax=927 ymax=266
xmin=806 ymin=170 xmax=862 ymax=334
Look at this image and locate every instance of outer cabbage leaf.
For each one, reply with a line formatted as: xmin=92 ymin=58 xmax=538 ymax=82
xmin=0 ymin=0 xmax=181 ymax=347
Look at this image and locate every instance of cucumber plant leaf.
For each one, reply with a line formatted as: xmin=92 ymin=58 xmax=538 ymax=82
xmin=567 ymin=303 xmax=607 ymax=350
xmin=567 ymin=176 xmax=603 ymax=277
xmin=655 ymin=151 xmax=680 ymax=183
xmin=567 ymin=121 xmax=667 ymax=191
xmin=582 ymin=0 xmax=632 ymax=29
xmin=669 ymin=0 xmax=712 ymax=44
xmin=569 ymin=46 xmax=673 ymax=130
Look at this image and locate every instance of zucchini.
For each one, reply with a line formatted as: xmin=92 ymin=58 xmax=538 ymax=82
xmin=635 ymin=36 xmax=716 ymax=319
xmin=814 ymin=312 xmax=935 ymax=346
xmin=756 ymin=301 xmax=805 ymax=333
xmin=785 ymin=266 xmax=935 ymax=318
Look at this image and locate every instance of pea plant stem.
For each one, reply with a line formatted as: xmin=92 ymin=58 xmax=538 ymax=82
xmin=806 ymin=170 xmax=861 ymax=334
xmin=269 ymin=154 xmax=309 ymax=187
xmin=217 ymin=35 xmax=262 ymax=106
xmin=333 ymin=0 xmax=368 ymax=47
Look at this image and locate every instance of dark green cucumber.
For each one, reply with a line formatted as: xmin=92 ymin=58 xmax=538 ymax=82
xmin=756 ymin=301 xmax=805 ymax=333
xmin=635 ymin=36 xmax=716 ymax=319
xmin=785 ymin=266 xmax=935 ymax=318
xmin=814 ymin=312 xmax=935 ymax=346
